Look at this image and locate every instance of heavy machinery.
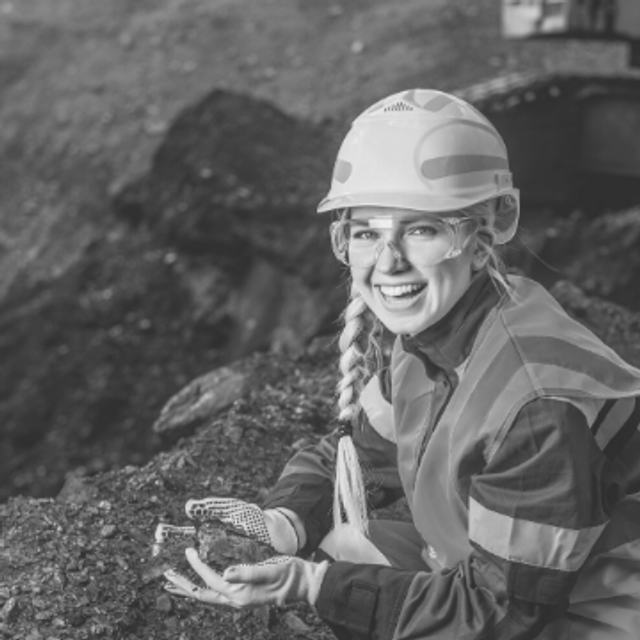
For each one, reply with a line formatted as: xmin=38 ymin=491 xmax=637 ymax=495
xmin=502 ymin=0 xmax=640 ymax=65
xmin=457 ymin=72 xmax=640 ymax=215
xmin=495 ymin=0 xmax=640 ymax=216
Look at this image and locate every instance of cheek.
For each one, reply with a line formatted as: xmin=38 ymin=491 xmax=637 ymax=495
xmin=424 ymin=263 xmax=472 ymax=308
xmin=349 ymin=267 xmax=372 ymax=298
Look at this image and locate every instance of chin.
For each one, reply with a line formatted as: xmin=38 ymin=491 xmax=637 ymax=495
xmin=378 ymin=312 xmax=434 ymax=337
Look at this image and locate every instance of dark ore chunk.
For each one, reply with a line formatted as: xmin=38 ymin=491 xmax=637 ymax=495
xmin=141 ymin=520 xmax=277 ymax=583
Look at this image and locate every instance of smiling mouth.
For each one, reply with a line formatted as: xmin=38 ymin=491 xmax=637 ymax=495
xmin=377 ymin=283 xmax=426 ymax=300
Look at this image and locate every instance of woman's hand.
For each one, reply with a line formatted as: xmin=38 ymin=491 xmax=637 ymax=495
xmin=185 ymin=497 xmax=303 ymax=554
xmin=164 ymin=548 xmax=328 ymax=608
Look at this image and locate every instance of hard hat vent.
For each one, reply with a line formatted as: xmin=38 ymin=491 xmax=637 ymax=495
xmin=382 ymin=101 xmax=416 ymax=113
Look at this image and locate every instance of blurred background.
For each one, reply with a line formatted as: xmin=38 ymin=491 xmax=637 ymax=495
xmin=1 ymin=0 xmax=639 ymax=502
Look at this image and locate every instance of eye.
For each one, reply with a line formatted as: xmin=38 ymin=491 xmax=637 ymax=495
xmin=406 ymin=223 xmax=442 ymax=239
xmin=350 ymin=228 xmax=379 ymax=242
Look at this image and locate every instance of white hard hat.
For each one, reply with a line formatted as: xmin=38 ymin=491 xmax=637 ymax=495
xmin=318 ymin=89 xmax=519 ymax=244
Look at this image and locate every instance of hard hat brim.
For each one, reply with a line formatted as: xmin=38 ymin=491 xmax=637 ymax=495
xmin=317 ymin=189 xmax=517 ymax=215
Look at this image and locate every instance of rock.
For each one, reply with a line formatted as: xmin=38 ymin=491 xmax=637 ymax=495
xmin=100 ymin=524 xmax=117 ymax=539
xmin=155 ymin=594 xmax=172 ymax=613
xmin=144 ymin=519 xmax=276 ymax=583
xmin=152 ymin=355 xmax=291 ymax=440
xmin=152 ymin=364 xmax=249 ymax=437
xmin=283 ymin=611 xmax=313 ymax=633
xmin=55 ymin=477 xmax=99 ymax=506
xmin=0 ymin=597 xmax=19 ymax=624
xmin=197 ymin=522 xmax=276 ymax=572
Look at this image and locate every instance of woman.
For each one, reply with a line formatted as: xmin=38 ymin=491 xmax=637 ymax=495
xmin=163 ymin=89 xmax=640 ymax=639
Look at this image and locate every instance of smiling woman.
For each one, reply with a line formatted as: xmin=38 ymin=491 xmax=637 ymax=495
xmin=161 ymin=89 xmax=640 ymax=640
xmin=335 ymin=207 xmax=479 ymax=336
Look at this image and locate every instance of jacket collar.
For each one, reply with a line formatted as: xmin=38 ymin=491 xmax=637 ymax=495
xmin=401 ymin=270 xmax=501 ymax=375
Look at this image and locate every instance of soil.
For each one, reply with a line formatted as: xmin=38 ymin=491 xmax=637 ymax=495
xmin=0 ymin=344 xmax=342 ymax=639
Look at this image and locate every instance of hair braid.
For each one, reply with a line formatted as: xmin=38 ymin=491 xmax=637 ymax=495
xmin=333 ymin=283 xmax=381 ymax=535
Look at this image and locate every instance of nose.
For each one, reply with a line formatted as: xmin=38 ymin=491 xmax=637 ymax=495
xmin=374 ymin=240 xmax=409 ymax=272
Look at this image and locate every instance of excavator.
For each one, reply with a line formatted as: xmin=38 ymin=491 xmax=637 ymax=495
xmin=468 ymin=0 xmax=640 ymax=218
xmin=502 ymin=0 xmax=640 ymax=65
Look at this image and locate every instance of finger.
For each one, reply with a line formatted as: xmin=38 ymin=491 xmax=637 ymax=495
xmin=185 ymin=499 xmax=274 ymax=547
xmin=154 ymin=523 xmax=197 ymax=543
xmin=164 ymin=569 xmax=203 ymax=594
xmin=223 ymin=564 xmax=255 ymax=583
xmin=155 ymin=523 xmax=197 ymax=539
xmin=223 ymin=557 xmax=291 ymax=584
xmin=164 ymin=581 xmax=199 ymax=599
xmin=185 ymin=497 xmax=240 ymax=521
xmin=153 ymin=523 xmax=197 ymax=556
xmin=164 ymin=580 xmax=236 ymax=608
xmin=191 ymin=588 xmax=237 ymax=607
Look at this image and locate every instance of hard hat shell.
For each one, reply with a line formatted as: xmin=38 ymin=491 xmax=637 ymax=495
xmin=318 ymin=89 xmax=519 ymax=244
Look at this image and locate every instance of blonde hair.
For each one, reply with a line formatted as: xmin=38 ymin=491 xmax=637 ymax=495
xmin=331 ymin=197 xmax=513 ymax=536
xmin=462 ymin=197 xmax=514 ymax=297
xmin=332 ymin=283 xmax=383 ymax=533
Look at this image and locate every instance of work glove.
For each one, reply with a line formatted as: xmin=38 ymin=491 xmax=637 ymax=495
xmin=185 ymin=497 xmax=303 ymax=554
xmin=164 ymin=548 xmax=328 ymax=608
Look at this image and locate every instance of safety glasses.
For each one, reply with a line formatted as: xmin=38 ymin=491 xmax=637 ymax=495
xmin=330 ymin=215 xmax=475 ymax=269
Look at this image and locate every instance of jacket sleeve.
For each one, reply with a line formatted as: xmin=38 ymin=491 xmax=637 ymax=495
xmin=315 ymin=398 xmax=624 ymax=639
xmin=263 ymin=374 xmax=403 ymax=554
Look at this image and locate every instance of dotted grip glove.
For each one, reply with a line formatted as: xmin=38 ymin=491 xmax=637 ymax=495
xmin=185 ymin=497 xmax=302 ymax=555
xmin=165 ymin=549 xmax=328 ymax=608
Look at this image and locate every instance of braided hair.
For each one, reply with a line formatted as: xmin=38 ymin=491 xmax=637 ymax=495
xmin=333 ymin=282 xmax=383 ymax=534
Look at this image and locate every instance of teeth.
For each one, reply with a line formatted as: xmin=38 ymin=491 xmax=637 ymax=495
xmin=379 ymin=284 xmax=424 ymax=297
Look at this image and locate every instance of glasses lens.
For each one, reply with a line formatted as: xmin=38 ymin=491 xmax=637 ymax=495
xmin=400 ymin=219 xmax=458 ymax=266
xmin=331 ymin=218 xmax=464 ymax=268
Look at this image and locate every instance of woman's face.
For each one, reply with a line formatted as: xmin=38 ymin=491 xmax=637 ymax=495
xmin=348 ymin=206 xmax=477 ymax=336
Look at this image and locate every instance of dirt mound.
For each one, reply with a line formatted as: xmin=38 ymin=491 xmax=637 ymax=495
xmin=0 ymin=88 xmax=347 ymax=502
xmin=0 ymin=227 xmax=222 ymax=501
xmin=0 ymin=345 xmax=339 ymax=640
xmin=115 ymin=89 xmax=336 ymax=237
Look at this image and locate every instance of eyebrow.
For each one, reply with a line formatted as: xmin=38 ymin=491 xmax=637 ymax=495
xmin=350 ymin=216 xmax=441 ymax=229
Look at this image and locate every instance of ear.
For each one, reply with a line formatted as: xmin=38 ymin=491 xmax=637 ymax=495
xmin=470 ymin=238 xmax=490 ymax=271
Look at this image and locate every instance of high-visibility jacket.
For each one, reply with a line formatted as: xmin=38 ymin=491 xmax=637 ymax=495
xmin=389 ymin=275 xmax=640 ymax=638
xmin=265 ymin=274 xmax=640 ymax=639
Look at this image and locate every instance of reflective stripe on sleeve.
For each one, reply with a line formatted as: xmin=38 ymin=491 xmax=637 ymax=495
xmin=593 ymin=396 xmax=637 ymax=450
xmin=469 ymin=497 xmax=607 ymax=572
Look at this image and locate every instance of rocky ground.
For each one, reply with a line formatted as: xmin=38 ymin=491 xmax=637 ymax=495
xmin=0 ymin=343 xmax=342 ymax=639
